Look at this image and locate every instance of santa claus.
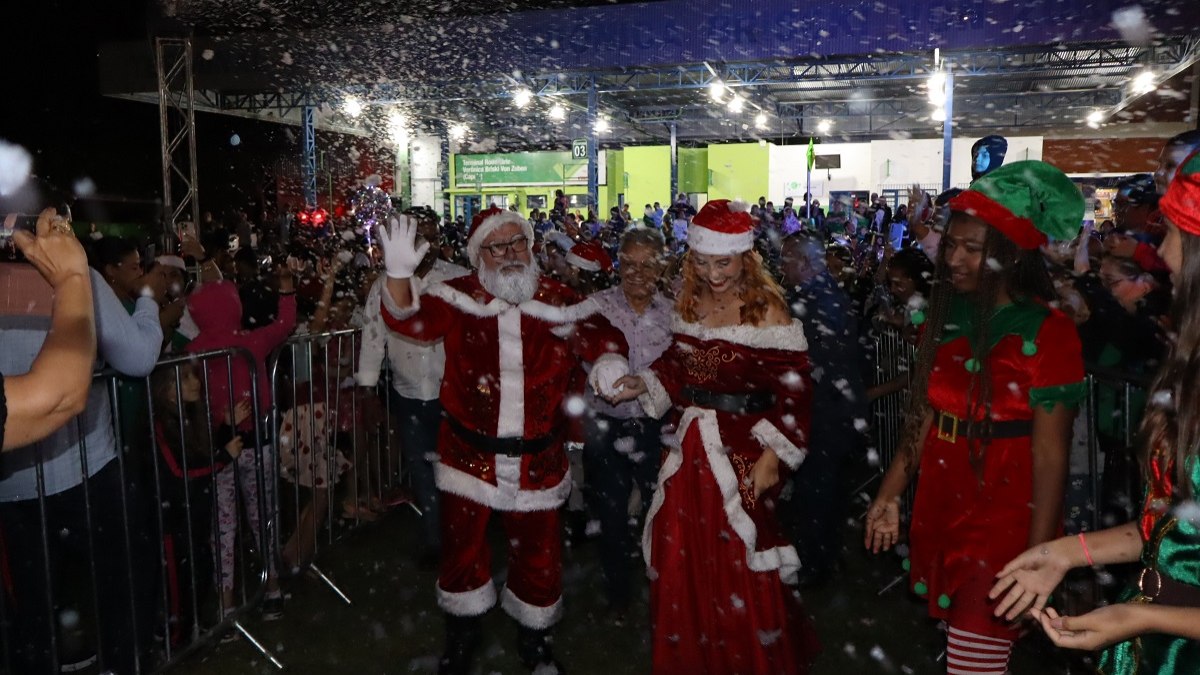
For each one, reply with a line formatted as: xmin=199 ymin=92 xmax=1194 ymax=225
xmin=375 ymin=206 xmax=630 ymax=674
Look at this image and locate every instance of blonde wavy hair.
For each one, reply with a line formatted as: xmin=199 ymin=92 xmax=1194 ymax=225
xmin=676 ymin=249 xmax=789 ymax=326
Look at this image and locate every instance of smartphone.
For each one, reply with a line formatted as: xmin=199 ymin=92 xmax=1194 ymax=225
xmin=0 ymin=203 xmax=72 ymax=262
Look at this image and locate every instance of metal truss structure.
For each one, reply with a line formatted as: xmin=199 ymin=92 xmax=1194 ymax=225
xmin=155 ymin=37 xmax=201 ymax=242
xmin=133 ymin=34 xmax=1199 ymax=151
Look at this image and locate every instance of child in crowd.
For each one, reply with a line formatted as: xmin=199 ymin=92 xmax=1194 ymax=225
xmin=186 ymin=264 xmax=297 ymax=621
xmin=151 ymin=364 xmax=249 ymax=645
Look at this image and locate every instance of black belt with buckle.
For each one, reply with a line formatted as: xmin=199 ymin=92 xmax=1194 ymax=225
xmin=1135 ymin=567 xmax=1200 ymax=607
xmin=681 ymin=386 xmax=776 ymax=415
xmin=444 ymin=415 xmax=558 ymax=457
xmin=933 ymin=410 xmax=1033 ymax=444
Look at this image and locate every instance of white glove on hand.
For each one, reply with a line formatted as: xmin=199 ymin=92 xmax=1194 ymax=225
xmin=588 ymin=356 xmax=630 ymax=400
xmin=376 ymin=214 xmax=430 ymax=279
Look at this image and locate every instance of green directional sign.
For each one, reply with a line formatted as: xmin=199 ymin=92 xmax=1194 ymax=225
xmin=571 ymin=138 xmax=588 ymax=160
xmin=454 ymin=151 xmax=598 ymax=187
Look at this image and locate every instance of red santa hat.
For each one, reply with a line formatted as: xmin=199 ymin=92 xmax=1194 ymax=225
xmin=565 ymin=240 xmax=613 ymax=273
xmin=467 ymin=206 xmax=535 ymax=266
xmin=687 ymin=199 xmax=754 ymax=255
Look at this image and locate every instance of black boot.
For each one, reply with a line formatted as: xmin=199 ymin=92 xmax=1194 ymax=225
xmin=438 ymin=615 xmax=482 ymax=675
xmin=517 ymin=626 xmax=565 ymax=674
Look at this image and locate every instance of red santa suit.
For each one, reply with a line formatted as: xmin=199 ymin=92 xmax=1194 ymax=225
xmin=379 ymin=272 xmax=628 ymax=629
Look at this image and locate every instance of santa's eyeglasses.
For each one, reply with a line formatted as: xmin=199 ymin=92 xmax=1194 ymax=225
xmin=480 ymin=235 xmax=529 ymax=257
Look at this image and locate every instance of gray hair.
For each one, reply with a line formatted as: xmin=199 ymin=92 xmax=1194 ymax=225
xmin=619 ymin=227 xmax=666 ymax=253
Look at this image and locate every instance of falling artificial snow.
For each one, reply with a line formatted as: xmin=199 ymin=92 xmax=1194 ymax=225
xmin=0 ymin=139 xmax=32 ymax=197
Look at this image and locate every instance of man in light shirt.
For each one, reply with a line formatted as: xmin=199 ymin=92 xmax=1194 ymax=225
xmin=357 ymin=207 xmax=468 ymax=565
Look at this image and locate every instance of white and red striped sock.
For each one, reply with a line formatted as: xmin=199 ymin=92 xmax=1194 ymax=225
xmin=945 ymin=626 xmax=1012 ymax=675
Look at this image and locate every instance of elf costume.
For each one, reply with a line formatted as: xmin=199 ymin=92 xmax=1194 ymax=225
xmin=1097 ymin=150 xmax=1200 ymax=675
xmin=906 ymin=162 xmax=1087 ymax=656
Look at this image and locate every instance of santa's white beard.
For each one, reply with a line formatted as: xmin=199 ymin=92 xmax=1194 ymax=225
xmin=478 ymin=259 xmax=540 ymax=304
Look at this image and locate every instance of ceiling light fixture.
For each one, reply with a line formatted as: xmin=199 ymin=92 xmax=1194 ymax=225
xmin=816 ymin=119 xmax=833 ymax=134
xmin=513 ymin=88 xmax=533 ymax=108
xmin=343 ymin=96 xmax=363 ymax=118
xmin=727 ymin=94 xmax=745 ymax=113
xmin=549 ymin=102 xmax=566 ymax=121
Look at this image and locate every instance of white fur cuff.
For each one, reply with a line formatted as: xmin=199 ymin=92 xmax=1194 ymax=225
xmin=750 ymin=418 xmax=807 ymax=470
xmin=500 ymin=586 xmax=563 ymax=629
xmin=380 ymin=275 xmax=421 ymax=322
xmin=437 ymin=580 xmax=497 ymax=617
xmin=637 ymin=370 xmax=672 ymax=419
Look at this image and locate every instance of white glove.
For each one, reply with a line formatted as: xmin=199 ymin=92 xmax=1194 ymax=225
xmin=588 ymin=356 xmax=630 ymax=400
xmin=376 ymin=214 xmax=430 ymax=279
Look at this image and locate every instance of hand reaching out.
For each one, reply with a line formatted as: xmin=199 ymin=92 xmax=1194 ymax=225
xmin=989 ymin=540 xmax=1072 ymax=620
xmin=1033 ymin=605 xmax=1147 ymax=651
xmin=864 ymin=498 xmax=901 ymax=553
xmin=608 ymin=375 xmax=647 ymax=403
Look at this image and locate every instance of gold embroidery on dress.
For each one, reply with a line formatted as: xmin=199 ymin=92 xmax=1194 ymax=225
xmin=730 ymin=453 xmax=758 ymax=510
xmin=683 ymin=345 xmax=736 ymax=383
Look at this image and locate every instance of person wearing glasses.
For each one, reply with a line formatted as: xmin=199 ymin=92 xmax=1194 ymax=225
xmin=375 ymin=206 xmax=629 ymax=674
xmin=581 ymin=228 xmax=673 ymax=625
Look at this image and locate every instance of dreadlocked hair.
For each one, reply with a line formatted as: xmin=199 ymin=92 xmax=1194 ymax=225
xmin=896 ymin=212 xmax=1057 ymax=472
xmin=676 ymin=249 xmax=789 ymax=326
xmin=1139 ymin=229 xmax=1200 ymax=499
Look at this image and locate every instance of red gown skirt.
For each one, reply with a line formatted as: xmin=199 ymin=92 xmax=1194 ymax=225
xmin=647 ymin=415 xmax=820 ymax=674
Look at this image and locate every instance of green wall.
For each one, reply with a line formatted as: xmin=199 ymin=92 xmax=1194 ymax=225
xmin=446 ymin=143 xmax=778 ymax=219
xmin=679 ymin=148 xmax=709 ymax=195
xmin=623 ymin=146 xmax=671 ymax=212
xmin=706 ymin=143 xmax=768 ymax=202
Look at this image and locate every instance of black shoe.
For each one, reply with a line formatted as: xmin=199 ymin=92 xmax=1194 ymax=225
xmin=518 ymin=626 xmax=565 ymax=673
xmin=438 ymin=615 xmax=482 ymax=675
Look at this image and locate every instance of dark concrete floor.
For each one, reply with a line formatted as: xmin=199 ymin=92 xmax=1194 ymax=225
xmin=168 ymin=503 xmax=1098 ymax=675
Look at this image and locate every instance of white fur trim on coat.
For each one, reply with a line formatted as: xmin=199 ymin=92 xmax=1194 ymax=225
xmin=686 ymin=225 xmax=755 ymax=256
xmin=496 ymin=307 xmax=525 ymax=437
xmin=500 ymin=586 xmax=564 ymax=630
xmin=422 ymin=281 xmax=603 ymax=325
xmin=672 ymin=316 xmax=809 ymax=352
xmin=380 ymin=275 xmax=421 ymax=321
xmin=637 ymin=369 xmax=673 ymax=419
xmin=643 ymin=407 xmax=801 ymax=584
xmin=435 ymin=462 xmax=572 ymax=512
xmin=437 ymin=580 xmax=497 ymax=617
xmin=750 ymin=418 xmax=807 ymax=471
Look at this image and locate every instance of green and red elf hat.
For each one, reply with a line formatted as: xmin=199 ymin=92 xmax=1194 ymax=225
xmin=1160 ymin=150 xmax=1200 ymax=236
xmin=947 ymin=160 xmax=1085 ymax=250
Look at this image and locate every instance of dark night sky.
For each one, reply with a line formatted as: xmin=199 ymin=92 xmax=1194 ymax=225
xmin=0 ymin=0 xmax=305 ymax=223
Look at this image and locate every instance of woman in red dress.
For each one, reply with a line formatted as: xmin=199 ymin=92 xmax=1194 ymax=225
xmin=864 ymin=161 xmax=1088 ymax=674
xmin=609 ymin=199 xmax=820 ymax=674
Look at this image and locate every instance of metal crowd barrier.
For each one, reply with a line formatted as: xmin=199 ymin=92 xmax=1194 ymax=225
xmin=0 ymin=347 xmax=281 ymax=675
xmin=866 ymin=327 xmax=918 ymax=517
xmin=267 ymin=327 xmax=412 ymax=606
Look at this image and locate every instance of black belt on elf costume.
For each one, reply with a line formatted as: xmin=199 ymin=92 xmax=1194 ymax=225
xmin=444 ymin=414 xmax=558 ymax=457
xmin=681 ymin=386 xmax=776 ymax=415
xmin=1133 ymin=567 xmax=1200 ymax=607
xmin=933 ymin=410 xmax=1033 ymax=443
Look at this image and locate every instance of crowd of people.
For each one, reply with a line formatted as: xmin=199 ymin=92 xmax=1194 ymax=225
xmin=1 ymin=128 xmax=1199 ymax=674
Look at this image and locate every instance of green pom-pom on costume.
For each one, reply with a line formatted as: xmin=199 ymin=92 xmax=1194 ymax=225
xmin=913 ymin=581 xmax=928 ymax=596
xmin=910 ymin=310 xmax=925 ymax=326
xmin=1022 ymin=340 xmax=1038 ymax=356
xmin=902 ymin=558 xmax=911 ymax=572
xmin=965 ymin=358 xmax=981 ymax=373
xmin=937 ymin=594 xmax=952 ymax=609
